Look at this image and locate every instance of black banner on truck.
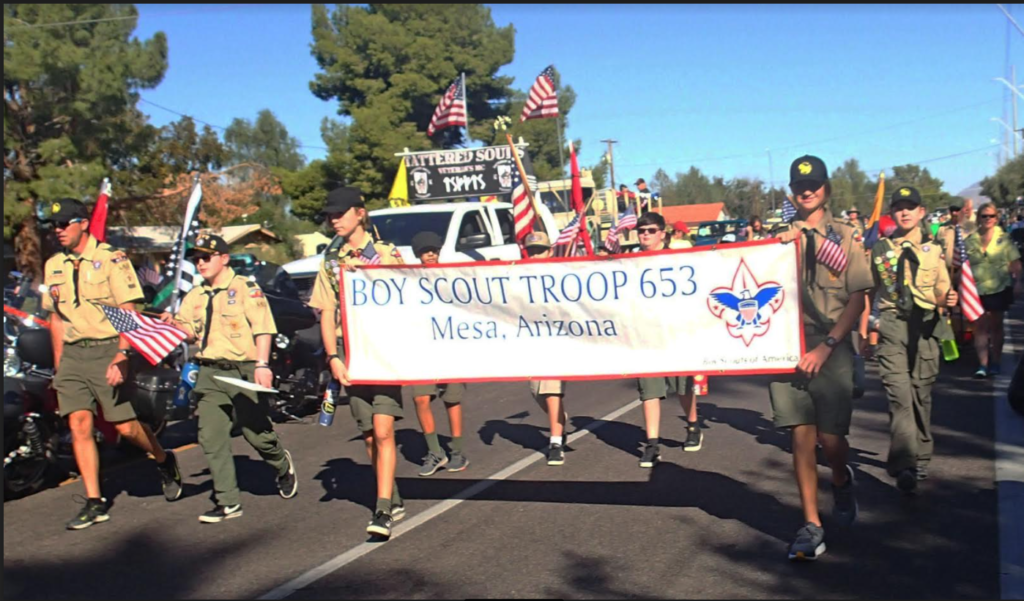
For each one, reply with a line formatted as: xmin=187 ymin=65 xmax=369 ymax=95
xmin=403 ymin=145 xmax=535 ymax=202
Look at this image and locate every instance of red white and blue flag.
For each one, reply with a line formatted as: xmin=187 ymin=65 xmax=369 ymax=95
xmin=520 ymin=66 xmax=559 ymax=122
xmin=554 ymin=213 xmax=583 ymax=247
xmin=954 ymin=225 xmax=983 ymax=322
xmin=100 ymin=305 xmax=187 ymax=365
xmin=427 ymin=75 xmax=467 ymax=137
xmin=604 ymin=208 xmax=638 ymax=253
xmin=511 ymin=168 xmax=536 ymax=241
xmin=816 ymin=228 xmax=848 ymax=273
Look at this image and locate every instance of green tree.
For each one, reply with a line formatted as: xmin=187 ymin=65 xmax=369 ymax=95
xmin=981 ymin=154 xmax=1024 ymax=207
xmin=886 ymin=164 xmax=952 ymax=212
xmin=224 ymin=109 xmax=306 ymax=171
xmin=829 ymin=158 xmax=874 ymax=216
xmin=650 ymin=168 xmax=674 ymax=202
xmin=589 ymin=161 xmax=609 ymax=190
xmin=310 ymin=3 xmax=516 ymax=200
xmin=4 ymin=4 xmax=168 ymax=274
xmin=157 ymin=116 xmax=229 ymax=175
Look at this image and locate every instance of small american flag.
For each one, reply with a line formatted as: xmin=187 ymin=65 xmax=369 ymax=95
xmin=816 ymin=228 xmax=848 ymax=273
xmin=954 ymin=225 xmax=983 ymax=322
xmin=100 ymin=305 xmax=187 ymax=366
xmin=520 ymin=66 xmax=559 ymax=122
xmin=511 ymin=168 xmax=536 ymax=241
xmin=781 ymin=196 xmax=798 ymax=223
xmin=353 ymin=244 xmax=382 ymax=265
xmin=604 ymin=209 xmax=637 ymax=253
xmin=554 ymin=213 xmax=583 ymax=247
xmin=427 ymin=75 xmax=467 ymax=137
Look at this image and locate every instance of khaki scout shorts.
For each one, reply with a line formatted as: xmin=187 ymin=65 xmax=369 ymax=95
xmin=54 ymin=340 xmax=138 ymax=422
xmin=530 ymin=380 xmax=565 ymax=400
xmin=338 ymin=339 xmax=403 ymax=432
xmin=637 ymin=376 xmax=693 ymax=401
xmin=408 ymin=383 xmax=467 ymax=404
xmin=768 ymin=331 xmax=854 ymax=436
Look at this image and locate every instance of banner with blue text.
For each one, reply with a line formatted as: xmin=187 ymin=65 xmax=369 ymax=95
xmin=340 ymin=239 xmax=805 ymax=384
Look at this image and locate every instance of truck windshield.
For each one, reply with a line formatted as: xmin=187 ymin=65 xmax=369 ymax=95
xmin=371 ymin=212 xmax=453 ymax=247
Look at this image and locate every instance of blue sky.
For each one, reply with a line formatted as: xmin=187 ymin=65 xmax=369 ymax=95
xmin=133 ymin=4 xmax=1022 ymax=196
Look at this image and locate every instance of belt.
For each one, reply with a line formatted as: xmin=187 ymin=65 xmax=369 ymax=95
xmin=66 ymin=336 xmax=119 ymax=348
xmin=196 ymin=358 xmax=254 ymax=370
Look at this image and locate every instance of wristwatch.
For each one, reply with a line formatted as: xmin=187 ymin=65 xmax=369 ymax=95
xmin=328 ymin=354 xmax=341 ymax=365
xmin=824 ymin=336 xmax=839 ymax=349
xmin=118 ymin=349 xmax=131 ymax=358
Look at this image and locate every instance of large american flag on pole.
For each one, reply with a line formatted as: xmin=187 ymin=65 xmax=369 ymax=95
xmin=511 ymin=168 xmax=537 ymax=241
xmin=520 ymin=66 xmax=559 ymax=122
xmin=816 ymin=228 xmax=848 ymax=274
xmin=427 ymin=75 xmax=467 ymax=137
xmin=99 ymin=305 xmax=187 ymax=366
xmin=954 ymin=225 xmax=983 ymax=322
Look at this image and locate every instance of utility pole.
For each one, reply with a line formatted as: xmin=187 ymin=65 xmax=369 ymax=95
xmin=601 ymin=139 xmax=618 ymax=191
xmin=1014 ymin=65 xmax=1020 ymax=158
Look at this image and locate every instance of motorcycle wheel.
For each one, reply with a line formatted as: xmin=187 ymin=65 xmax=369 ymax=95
xmin=3 ymin=419 xmax=60 ymax=501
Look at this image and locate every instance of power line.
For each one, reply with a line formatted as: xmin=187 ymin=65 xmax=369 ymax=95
xmin=5 ymin=14 xmax=138 ymax=29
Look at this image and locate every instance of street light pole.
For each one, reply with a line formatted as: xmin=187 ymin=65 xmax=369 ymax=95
xmin=995 ymin=71 xmax=1022 ymax=157
xmin=992 ymin=117 xmax=1017 ymax=160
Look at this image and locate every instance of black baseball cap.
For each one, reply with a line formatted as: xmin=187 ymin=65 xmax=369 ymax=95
xmin=188 ymin=234 xmax=229 ymax=256
xmin=412 ymin=231 xmax=443 ymax=256
xmin=789 ymin=155 xmax=829 ymax=187
xmin=948 ymin=199 xmax=964 ymax=211
xmin=890 ymin=186 xmax=922 ymax=208
xmin=635 ymin=178 xmax=646 ymax=186
xmin=320 ymin=186 xmax=365 ymax=216
xmin=44 ymin=198 xmax=90 ymax=222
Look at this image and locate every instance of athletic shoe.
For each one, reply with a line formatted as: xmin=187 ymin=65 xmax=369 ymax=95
xmin=683 ymin=426 xmax=704 ymax=452
xmin=547 ymin=443 xmax=565 ymax=466
xmin=391 ymin=502 xmax=406 ymax=522
xmin=896 ymin=468 xmax=918 ymax=495
xmin=989 ymin=364 xmax=1002 ymax=376
xmin=66 ymin=498 xmax=110 ymax=531
xmin=367 ymin=511 xmax=394 ymax=538
xmin=974 ymin=366 xmax=988 ymax=379
xmin=277 ymin=450 xmax=298 ymax=499
xmin=639 ymin=442 xmax=660 ymax=468
xmin=158 ymin=451 xmax=183 ymax=502
xmin=788 ymin=522 xmax=826 ymax=561
xmin=446 ymin=452 xmax=470 ymax=472
xmin=418 ymin=452 xmax=449 ymax=477
xmin=916 ymin=464 xmax=929 ymax=481
xmin=831 ymin=464 xmax=858 ymax=527
xmin=199 ymin=504 xmax=243 ymax=523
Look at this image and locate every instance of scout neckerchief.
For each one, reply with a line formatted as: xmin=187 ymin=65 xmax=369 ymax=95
xmin=201 ymin=281 xmax=231 ymax=351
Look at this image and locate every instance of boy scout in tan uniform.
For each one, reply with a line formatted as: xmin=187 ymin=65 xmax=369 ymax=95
xmin=870 ymin=187 xmax=957 ymax=495
xmin=169 ymin=235 xmax=297 ymax=522
xmin=770 ymin=156 xmax=873 ymax=561
xmin=934 ymin=200 xmax=975 ymax=272
xmin=309 ymin=187 xmax=407 ymax=538
xmin=42 ymin=199 xmax=182 ymax=530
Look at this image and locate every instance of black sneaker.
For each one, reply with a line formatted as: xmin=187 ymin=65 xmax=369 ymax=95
xmin=547 ymin=443 xmax=565 ymax=466
xmin=831 ymin=464 xmax=858 ymax=527
xmin=896 ymin=468 xmax=918 ymax=495
xmin=199 ymin=504 xmax=243 ymax=523
xmin=446 ymin=452 xmax=469 ymax=472
xmin=367 ymin=511 xmax=394 ymax=538
xmin=788 ymin=522 xmax=826 ymax=561
xmin=66 ymin=498 xmax=110 ymax=531
xmin=391 ymin=502 xmax=407 ymax=523
xmin=639 ymin=442 xmax=660 ymax=468
xmin=418 ymin=452 xmax=449 ymax=477
xmin=684 ymin=426 xmax=703 ymax=452
xmin=158 ymin=451 xmax=183 ymax=502
xmin=277 ymin=450 xmax=298 ymax=499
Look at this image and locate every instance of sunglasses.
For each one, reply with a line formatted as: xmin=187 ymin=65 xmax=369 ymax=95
xmin=980 ymin=214 xmax=998 ymax=220
xmin=193 ymin=252 xmax=223 ymax=263
xmin=637 ymin=227 xmax=662 ymax=235
xmin=52 ymin=218 xmax=85 ymax=230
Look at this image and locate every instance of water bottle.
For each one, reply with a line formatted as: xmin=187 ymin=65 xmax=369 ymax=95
xmin=175 ymin=362 xmax=199 ymax=409
xmin=318 ymin=381 xmax=340 ymax=427
xmin=942 ymin=318 xmax=960 ymax=362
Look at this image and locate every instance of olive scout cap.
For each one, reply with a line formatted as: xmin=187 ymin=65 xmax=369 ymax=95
xmin=412 ymin=231 xmax=444 ymax=256
xmin=320 ymin=186 xmax=365 ymax=216
xmin=789 ymin=155 xmax=829 ymax=187
xmin=523 ymin=231 xmax=552 ymax=249
xmin=45 ymin=198 xmax=90 ymax=222
xmin=189 ymin=234 xmax=229 ymax=256
xmin=890 ymin=186 xmax=922 ymax=208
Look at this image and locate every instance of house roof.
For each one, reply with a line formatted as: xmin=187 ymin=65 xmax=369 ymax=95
xmin=208 ymin=224 xmax=280 ymax=245
xmin=658 ymin=203 xmax=728 ymax=225
xmin=107 ymin=224 xmax=279 ymax=252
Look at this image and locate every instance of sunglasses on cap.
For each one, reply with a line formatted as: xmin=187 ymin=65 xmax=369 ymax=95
xmin=193 ymin=252 xmax=224 ymax=263
xmin=637 ymin=227 xmax=662 ymax=235
xmin=52 ymin=218 xmax=85 ymax=230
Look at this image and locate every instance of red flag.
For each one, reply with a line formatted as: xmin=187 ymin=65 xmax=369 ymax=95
xmin=89 ymin=178 xmax=111 ymax=242
xmin=568 ymin=142 xmax=594 ymax=255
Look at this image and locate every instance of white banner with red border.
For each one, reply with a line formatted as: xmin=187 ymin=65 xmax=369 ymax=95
xmin=340 ymin=239 xmax=805 ymax=385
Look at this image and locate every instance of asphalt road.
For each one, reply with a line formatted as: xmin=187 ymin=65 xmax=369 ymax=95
xmin=3 ymin=335 xmax=1008 ymax=599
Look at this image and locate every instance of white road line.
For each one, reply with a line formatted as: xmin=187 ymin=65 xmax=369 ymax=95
xmin=258 ymin=398 xmax=644 ymax=600
xmin=996 ymin=315 xmax=1024 ymax=600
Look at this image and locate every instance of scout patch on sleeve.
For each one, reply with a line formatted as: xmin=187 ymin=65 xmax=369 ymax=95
xmin=111 ymin=252 xmax=128 ymax=264
xmin=249 ymin=286 xmax=264 ymax=298
xmin=391 ymin=247 xmax=401 ymax=258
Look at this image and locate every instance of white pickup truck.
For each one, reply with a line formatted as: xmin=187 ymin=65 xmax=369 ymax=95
xmin=283 ymin=201 xmax=559 ymax=299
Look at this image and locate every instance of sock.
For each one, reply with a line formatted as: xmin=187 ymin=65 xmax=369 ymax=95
xmin=648 ymin=437 xmax=660 ymax=447
xmin=450 ymin=435 xmax=463 ymax=454
xmin=551 ymin=436 xmax=561 ymax=446
xmin=375 ymin=497 xmax=392 ymax=514
xmin=688 ymin=420 xmax=699 ymax=429
xmin=391 ymin=481 xmax=402 ymax=506
xmin=424 ymin=432 xmax=443 ymax=456
xmin=88 ymin=497 xmax=103 ymax=504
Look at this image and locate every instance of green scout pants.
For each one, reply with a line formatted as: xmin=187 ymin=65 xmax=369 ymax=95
xmin=195 ymin=363 xmax=288 ymax=507
xmin=637 ymin=375 xmax=693 ymax=401
xmin=769 ymin=328 xmax=854 ymax=436
xmin=408 ymin=383 xmax=466 ymax=404
xmin=54 ymin=339 xmax=138 ymax=422
xmin=876 ymin=311 xmax=939 ymax=476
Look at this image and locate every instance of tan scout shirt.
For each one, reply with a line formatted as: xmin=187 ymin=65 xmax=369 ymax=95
xmin=42 ymin=236 xmax=144 ymax=343
xmin=872 ymin=228 xmax=951 ymax=313
xmin=935 ymin=220 xmax=977 ymax=270
xmin=308 ymin=235 xmax=404 ymax=338
xmin=775 ymin=209 xmax=874 ymax=328
xmin=174 ymin=268 xmax=277 ymax=361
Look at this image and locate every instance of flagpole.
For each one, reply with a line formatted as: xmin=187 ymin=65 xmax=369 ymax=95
xmin=555 ymin=116 xmax=567 ymax=208
xmin=461 ymin=72 xmax=470 ymax=148
xmin=169 ymin=174 xmax=201 ymax=313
